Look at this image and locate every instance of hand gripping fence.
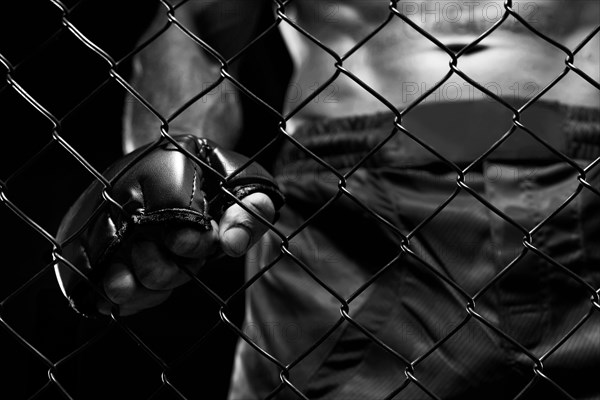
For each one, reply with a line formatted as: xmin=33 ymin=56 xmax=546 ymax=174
xmin=1 ymin=0 xmax=599 ymax=399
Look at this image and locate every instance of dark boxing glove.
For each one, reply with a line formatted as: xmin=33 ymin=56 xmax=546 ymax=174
xmin=55 ymin=134 xmax=284 ymax=317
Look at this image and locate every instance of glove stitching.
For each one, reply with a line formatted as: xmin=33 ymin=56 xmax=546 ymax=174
xmin=197 ymin=139 xmax=212 ymax=217
xmin=189 ymin=162 xmax=198 ymax=209
xmin=188 ymin=142 xmax=205 ymax=209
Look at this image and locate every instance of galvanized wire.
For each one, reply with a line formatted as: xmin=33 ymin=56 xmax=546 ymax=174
xmin=0 ymin=0 xmax=598 ymax=399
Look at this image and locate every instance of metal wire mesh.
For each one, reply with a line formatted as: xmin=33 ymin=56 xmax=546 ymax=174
xmin=1 ymin=0 xmax=598 ymax=399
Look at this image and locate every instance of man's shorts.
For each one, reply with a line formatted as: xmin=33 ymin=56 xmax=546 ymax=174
xmin=228 ymin=99 xmax=600 ymax=400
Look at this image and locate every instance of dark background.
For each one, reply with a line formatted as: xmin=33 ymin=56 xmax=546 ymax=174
xmin=0 ymin=1 xmax=291 ymax=399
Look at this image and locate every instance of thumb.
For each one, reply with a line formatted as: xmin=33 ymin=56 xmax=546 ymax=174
xmin=219 ymin=192 xmax=276 ymax=257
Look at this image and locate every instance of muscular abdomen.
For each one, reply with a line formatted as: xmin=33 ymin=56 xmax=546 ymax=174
xmin=278 ymin=0 xmax=599 ymax=124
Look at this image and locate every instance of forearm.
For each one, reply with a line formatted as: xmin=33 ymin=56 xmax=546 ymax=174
xmin=122 ymin=8 xmax=243 ymax=153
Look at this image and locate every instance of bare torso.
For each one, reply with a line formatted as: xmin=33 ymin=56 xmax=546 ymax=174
xmin=279 ymin=0 xmax=599 ymax=129
xmin=124 ymin=0 xmax=600 ymax=150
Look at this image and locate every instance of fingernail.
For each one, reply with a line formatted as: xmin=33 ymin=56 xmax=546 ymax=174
xmin=223 ymin=226 xmax=251 ymax=256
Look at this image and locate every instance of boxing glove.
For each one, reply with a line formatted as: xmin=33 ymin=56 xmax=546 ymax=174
xmin=55 ymin=134 xmax=284 ymax=317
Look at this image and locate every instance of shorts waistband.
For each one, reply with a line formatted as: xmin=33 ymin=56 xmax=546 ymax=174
xmin=274 ymin=100 xmax=600 ymax=175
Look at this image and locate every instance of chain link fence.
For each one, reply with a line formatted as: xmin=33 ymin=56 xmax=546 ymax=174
xmin=1 ymin=0 xmax=599 ymax=399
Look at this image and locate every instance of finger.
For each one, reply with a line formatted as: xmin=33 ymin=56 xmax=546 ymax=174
xmin=98 ymin=293 xmax=172 ymax=316
xmin=101 ymin=261 xmax=172 ymax=316
xmin=163 ymin=223 xmax=219 ymax=259
xmin=219 ymin=192 xmax=275 ymax=257
xmin=98 ymin=291 xmax=172 ymax=317
xmin=131 ymin=240 xmax=192 ymax=290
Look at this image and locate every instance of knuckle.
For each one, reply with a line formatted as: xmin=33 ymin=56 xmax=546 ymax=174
xmin=166 ymin=227 xmax=216 ymax=258
xmin=137 ymin=266 xmax=176 ymax=290
xmin=166 ymin=227 xmax=199 ymax=249
xmin=104 ymin=278 xmax=135 ymax=305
